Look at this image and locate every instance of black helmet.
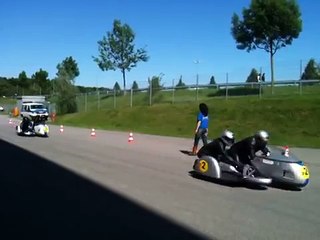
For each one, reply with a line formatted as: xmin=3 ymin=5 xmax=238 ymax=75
xmin=220 ymin=129 xmax=235 ymax=146
xmin=254 ymin=130 xmax=269 ymax=144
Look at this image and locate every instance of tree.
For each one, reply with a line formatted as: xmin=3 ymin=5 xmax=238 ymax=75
xmin=113 ymin=81 xmax=121 ymax=96
xmin=93 ymin=19 xmax=149 ymax=95
xmin=55 ymin=56 xmax=80 ymax=114
xmin=132 ymin=81 xmax=139 ymax=91
xmin=56 ymin=56 xmax=80 ymax=82
xmin=209 ymin=75 xmax=216 ymax=88
xmin=148 ymin=75 xmax=163 ymax=95
xmin=231 ymin=0 xmax=302 ymax=93
xmin=18 ymin=71 xmax=29 ymax=90
xmin=31 ymin=68 xmax=49 ymax=95
xmin=301 ymin=59 xmax=320 ymax=80
xmin=0 ymin=78 xmax=13 ymax=96
xmin=246 ymin=68 xmax=259 ymax=83
xmin=175 ymin=75 xmax=186 ymax=90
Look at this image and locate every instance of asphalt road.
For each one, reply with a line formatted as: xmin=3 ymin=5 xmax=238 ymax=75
xmin=1 ymin=115 xmax=320 ymax=240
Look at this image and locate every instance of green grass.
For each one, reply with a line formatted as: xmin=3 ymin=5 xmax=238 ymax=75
xmin=54 ymin=88 xmax=320 ymax=148
xmin=3 ymin=85 xmax=319 ymax=148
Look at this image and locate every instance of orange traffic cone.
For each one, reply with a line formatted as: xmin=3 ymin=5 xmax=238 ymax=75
xmin=60 ymin=125 xmax=64 ymax=133
xmin=128 ymin=132 xmax=134 ymax=143
xmin=90 ymin=128 xmax=96 ymax=137
xmin=8 ymin=118 xmax=12 ymax=125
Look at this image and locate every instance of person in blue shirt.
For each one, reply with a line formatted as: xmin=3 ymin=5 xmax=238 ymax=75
xmin=191 ymin=103 xmax=209 ymax=155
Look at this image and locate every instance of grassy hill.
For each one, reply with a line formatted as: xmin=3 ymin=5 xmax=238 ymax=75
xmin=2 ymin=85 xmax=319 ymax=148
xmin=54 ymin=88 xmax=320 ymax=148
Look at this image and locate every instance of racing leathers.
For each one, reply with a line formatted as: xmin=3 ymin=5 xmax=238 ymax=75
xmin=228 ymin=136 xmax=270 ymax=166
xmin=197 ymin=137 xmax=243 ymax=172
xmin=21 ymin=117 xmax=32 ymax=132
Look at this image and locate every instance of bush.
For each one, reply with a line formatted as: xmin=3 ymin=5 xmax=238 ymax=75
xmin=208 ymin=87 xmax=262 ymax=97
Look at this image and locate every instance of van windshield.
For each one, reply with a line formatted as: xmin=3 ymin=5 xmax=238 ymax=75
xmin=31 ymin=104 xmax=46 ymax=110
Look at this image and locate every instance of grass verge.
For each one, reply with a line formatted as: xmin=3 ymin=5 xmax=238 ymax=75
xmin=54 ymin=94 xmax=320 ymax=148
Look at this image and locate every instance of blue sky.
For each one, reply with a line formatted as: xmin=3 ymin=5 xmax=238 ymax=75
xmin=0 ymin=0 xmax=319 ymax=89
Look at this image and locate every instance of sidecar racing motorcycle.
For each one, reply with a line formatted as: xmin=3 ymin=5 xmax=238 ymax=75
xmin=16 ymin=115 xmax=49 ymax=137
xmin=192 ymin=145 xmax=310 ymax=189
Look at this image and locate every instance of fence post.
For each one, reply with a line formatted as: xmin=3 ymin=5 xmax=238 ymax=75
xmin=299 ymin=80 xmax=302 ymax=95
xmin=196 ymin=73 xmax=199 ymax=101
xmin=130 ymin=87 xmax=133 ymax=108
xmin=172 ymin=79 xmax=175 ymax=104
xmin=149 ymin=78 xmax=152 ymax=106
xmin=226 ymin=73 xmax=229 ymax=100
xmin=85 ymin=92 xmax=87 ymax=112
xmin=97 ymin=90 xmax=100 ymax=110
xmin=259 ymin=81 xmax=262 ymax=99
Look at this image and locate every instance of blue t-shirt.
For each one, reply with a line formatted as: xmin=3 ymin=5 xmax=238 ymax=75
xmin=197 ymin=112 xmax=209 ymax=129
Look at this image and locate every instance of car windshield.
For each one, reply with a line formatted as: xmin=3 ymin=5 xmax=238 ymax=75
xmin=31 ymin=104 xmax=46 ymax=110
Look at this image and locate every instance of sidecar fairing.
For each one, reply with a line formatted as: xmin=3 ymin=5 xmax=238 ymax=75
xmin=253 ymin=146 xmax=310 ymax=188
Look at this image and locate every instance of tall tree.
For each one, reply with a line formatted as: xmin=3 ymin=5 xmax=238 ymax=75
xmin=231 ymin=0 xmax=302 ymax=93
xmin=209 ymin=75 xmax=216 ymax=88
xmin=301 ymin=58 xmax=320 ymax=80
xmin=132 ymin=81 xmax=139 ymax=91
xmin=56 ymin=56 xmax=80 ymax=82
xmin=246 ymin=68 xmax=259 ymax=83
xmin=31 ymin=68 xmax=49 ymax=95
xmin=176 ymin=75 xmax=186 ymax=90
xmin=93 ymin=19 xmax=149 ymax=95
xmin=18 ymin=71 xmax=29 ymax=90
xmin=55 ymin=56 xmax=80 ymax=114
xmin=148 ymin=75 xmax=163 ymax=95
xmin=209 ymin=76 xmax=216 ymax=85
xmin=0 ymin=78 xmax=12 ymax=96
xmin=114 ymin=81 xmax=121 ymax=90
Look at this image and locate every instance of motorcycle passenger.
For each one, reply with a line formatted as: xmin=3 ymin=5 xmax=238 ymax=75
xmin=21 ymin=117 xmax=32 ymax=132
xmin=197 ymin=130 xmax=244 ymax=173
xmin=228 ymin=130 xmax=271 ymax=177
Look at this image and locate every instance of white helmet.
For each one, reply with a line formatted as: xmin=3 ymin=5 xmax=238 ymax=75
xmin=221 ymin=129 xmax=235 ymax=146
xmin=255 ymin=130 xmax=269 ymax=143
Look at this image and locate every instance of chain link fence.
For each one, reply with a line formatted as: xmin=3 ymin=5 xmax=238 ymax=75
xmin=74 ymin=79 xmax=320 ymax=112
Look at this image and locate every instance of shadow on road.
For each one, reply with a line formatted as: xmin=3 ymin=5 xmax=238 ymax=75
xmin=269 ymin=182 xmax=302 ymax=192
xmin=0 ymin=139 xmax=211 ymax=240
xmin=188 ymin=171 xmax=268 ymax=190
xmin=180 ymin=149 xmax=196 ymax=156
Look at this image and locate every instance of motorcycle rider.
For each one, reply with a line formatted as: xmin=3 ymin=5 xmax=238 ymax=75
xmin=197 ymin=130 xmax=245 ymax=174
xmin=21 ymin=116 xmax=33 ymax=132
xmin=228 ymin=130 xmax=271 ymax=177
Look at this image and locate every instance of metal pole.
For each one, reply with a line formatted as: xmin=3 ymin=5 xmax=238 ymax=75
xmin=196 ymin=73 xmax=199 ymax=101
xmin=172 ymin=79 xmax=175 ymax=104
xmin=226 ymin=73 xmax=229 ymax=100
xmin=113 ymin=90 xmax=116 ymax=109
xmin=85 ymin=92 xmax=87 ymax=112
xmin=149 ymin=77 xmax=152 ymax=106
xmin=299 ymin=60 xmax=303 ymax=95
xmin=130 ymin=87 xmax=133 ymax=108
xmin=299 ymin=80 xmax=302 ymax=95
xmin=97 ymin=90 xmax=100 ymax=110
xmin=194 ymin=60 xmax=199 ymax=102
xmin=299 ymin=59 xmax=302 ymax=79
xmin=259 ymin=81 xmax=262 ymax=99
